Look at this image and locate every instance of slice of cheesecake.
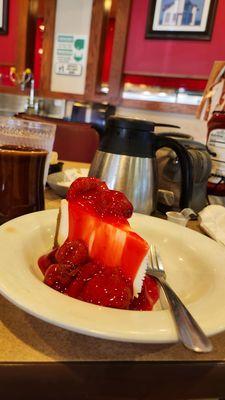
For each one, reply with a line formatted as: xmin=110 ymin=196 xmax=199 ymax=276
xmin=57 ymin=178 xmax=149 ymax=297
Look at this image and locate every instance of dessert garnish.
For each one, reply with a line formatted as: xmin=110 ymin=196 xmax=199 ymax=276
xmin=38 ymin=177 xmax=159 ymax=310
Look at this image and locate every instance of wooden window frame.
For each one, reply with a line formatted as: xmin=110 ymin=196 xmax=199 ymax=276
xmin=39 ymin=0 xmax=131 ymax=104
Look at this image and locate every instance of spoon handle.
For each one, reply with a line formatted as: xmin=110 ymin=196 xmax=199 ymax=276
xmin=156 ymin=276 xmax=213 ymax=353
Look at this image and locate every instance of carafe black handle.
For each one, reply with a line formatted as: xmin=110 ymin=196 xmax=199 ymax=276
xmin=155 ymin=136 xmax=193 ymax=210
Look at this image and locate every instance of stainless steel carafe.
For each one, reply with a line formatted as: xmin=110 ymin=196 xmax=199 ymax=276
xmin=89 ymin=116 xmax=192 ymax=214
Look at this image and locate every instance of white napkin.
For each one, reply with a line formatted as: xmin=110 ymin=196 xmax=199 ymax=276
xmin=57 ymin=168 xmax=89 ymax=187
xmin=199 ymin=205 xmax=225 ymax=245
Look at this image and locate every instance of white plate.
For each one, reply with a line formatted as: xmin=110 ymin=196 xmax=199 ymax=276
xmin=47 ymin=168 xmax=89 ymax=197
xmin=0 ymin=210 xmax=225 ymax=343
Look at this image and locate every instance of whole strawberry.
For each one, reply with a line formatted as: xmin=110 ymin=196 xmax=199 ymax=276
xmin=44 ymin=264 xmax=76 ymax=293
xmin=67 ymin=177 xmax=108 ymax=202
xmin=38 ymin=248 xmax=57 ymax=275
xmin=95 ymin=190 xmax=133 ymax=219
xmin=55 ymin=239 xmax=89 ymax=266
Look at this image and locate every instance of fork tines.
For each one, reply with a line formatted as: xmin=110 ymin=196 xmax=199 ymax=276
xmin=150 ymin=244 xmax=166 ymax=279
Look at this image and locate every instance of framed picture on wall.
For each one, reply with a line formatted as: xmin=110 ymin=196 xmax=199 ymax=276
xmin=146 ymin=0 xmax=218 ymax=40
xmin=0 ymin=0 xmax=9 ymax=35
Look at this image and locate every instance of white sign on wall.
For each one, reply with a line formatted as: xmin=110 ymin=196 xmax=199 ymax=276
xmin=55 ymin=34 xmax=87 ymax=77
xmin=50 ymin=0 xmax=93 ymax=95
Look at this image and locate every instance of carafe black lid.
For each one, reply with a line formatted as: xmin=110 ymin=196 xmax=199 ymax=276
xmin=107 ymin=116 xmax=155 ymax=131
xmin=107 ymin=116 xmax=179 ymax=131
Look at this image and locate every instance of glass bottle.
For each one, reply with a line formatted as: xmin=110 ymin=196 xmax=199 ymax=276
xmin=207 ymin=111 xmax=225 ymax=196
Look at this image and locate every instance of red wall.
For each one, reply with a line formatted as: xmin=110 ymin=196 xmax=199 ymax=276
xmin=124 ymin=0 xmax=225 ymax=78
xmin=0 ymin=0 xmax=19 ymax=65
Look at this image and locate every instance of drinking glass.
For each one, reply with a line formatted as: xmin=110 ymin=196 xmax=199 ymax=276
xmin=0 ymin=117 xmax=56 ymax=224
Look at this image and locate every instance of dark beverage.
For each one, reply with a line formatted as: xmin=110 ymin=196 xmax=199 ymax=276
xmin=0 ymin=145 xmax=48 ymax=224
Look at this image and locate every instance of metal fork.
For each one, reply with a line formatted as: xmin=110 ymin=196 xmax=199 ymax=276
xmin=147 ymin=245 xmax=213 ymax=353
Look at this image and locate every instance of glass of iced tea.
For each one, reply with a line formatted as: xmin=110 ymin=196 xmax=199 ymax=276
xmin=0 ymin=117 xmax=56 ymax=224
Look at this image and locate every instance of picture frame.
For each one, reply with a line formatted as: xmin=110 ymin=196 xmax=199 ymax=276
xmin=0 ymin=0 xmax=9 ymax=35
xmin=146 ymin=0 xmax=218 ymax=40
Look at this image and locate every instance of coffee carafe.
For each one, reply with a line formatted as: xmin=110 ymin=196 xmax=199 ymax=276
xmin=89 ymin=116 xmax=192 ymax=214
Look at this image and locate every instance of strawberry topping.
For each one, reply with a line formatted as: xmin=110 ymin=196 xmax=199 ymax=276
xmin=130 ymin=275 xmax=159 ymax=311
xmin=44 ymin=263 xmax=77 ymax=293
xmin=66 ymin=262 xmax=133 ymax=309
xmin=92 ymin=189 xmax=133 ymax=219
xmin=55 ymin=239 xmax=89 ymax=266
xmin=67 ymin=177 xmax=108 ymax=202
xmin=38 ymin=248 xmax=57 ymax=275
xmin=67 ymin=177 xmax=133 ymax=221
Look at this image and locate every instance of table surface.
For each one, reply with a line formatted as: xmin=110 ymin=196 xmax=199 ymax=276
xmin=1 ymin=161 xmax=225 ymax=399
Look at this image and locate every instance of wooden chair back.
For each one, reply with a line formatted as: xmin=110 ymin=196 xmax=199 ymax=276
xmin=16 ymin=114 xmax=99 ymax=162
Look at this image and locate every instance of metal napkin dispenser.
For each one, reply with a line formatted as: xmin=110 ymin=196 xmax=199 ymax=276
xmin=156 ymin=133 xmax=212 ymax=213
